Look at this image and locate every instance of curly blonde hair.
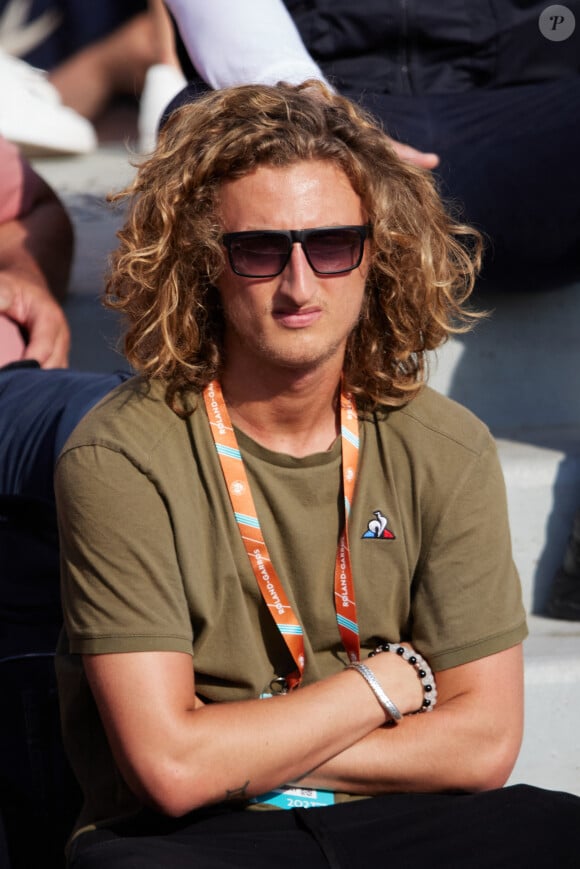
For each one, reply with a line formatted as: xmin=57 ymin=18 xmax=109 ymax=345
xmin=106 ymin=80 xmax=482 ymax=413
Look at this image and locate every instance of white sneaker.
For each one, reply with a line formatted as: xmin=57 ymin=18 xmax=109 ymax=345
xmin=0 ymin=49 xmax=97 ymax=156
xmin=138 ymin=63 xmax=187 ymax=153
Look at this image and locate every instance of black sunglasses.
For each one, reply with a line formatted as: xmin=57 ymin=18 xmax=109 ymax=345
xmin=222 ymin=225 xmax=370 ymax=278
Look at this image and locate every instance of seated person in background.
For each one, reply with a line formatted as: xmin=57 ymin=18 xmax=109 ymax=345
xmin=0 ymin=133 xmax=130 ymax=868
xmin=55 ymin=82 xmax=580 ymax=867
xmin=0 ymin=364 xmax=131 ymax=869
xmin=164 ymin=0 xmax=580 ymax=291
xmin=0 ymin=135 xmax=72 ymax=367
xmin=0 ymin=0 xmax=185 ymax=155
xmin=0 ymin=362 xmax=131 ymax=680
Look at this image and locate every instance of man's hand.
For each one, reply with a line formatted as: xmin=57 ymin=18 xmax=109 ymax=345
xmin=0 ymin=161 xmax=73 ymax=368
xmin=389 ymin=137 xmax=440 ymax=170
xmin=0 ymin=273 xmax=70 ymax=368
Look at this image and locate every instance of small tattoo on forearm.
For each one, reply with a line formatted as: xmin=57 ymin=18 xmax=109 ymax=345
xmin=225 ymin=780 xmax=250 ymax=800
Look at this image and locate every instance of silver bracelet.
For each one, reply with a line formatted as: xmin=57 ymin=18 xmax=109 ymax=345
xmin=348 ymin=661 xmax=402 ymax=723
xmin=368 ymin=643 xmax=437 ymax=713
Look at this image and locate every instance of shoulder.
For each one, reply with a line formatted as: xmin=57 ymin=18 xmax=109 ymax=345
xmin=363 ymin=386 xmax=499 ymax=499
xmin=58 ymin=377 xmax=203 ymax=470
xmin=383 ymin=385 xmax=493 ymax=457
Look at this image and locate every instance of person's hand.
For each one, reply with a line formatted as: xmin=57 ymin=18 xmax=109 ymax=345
xmin=388 ymin=137 xmax=440 ymax=170
xmin=0 ymin=275 xmax=70 ymax=368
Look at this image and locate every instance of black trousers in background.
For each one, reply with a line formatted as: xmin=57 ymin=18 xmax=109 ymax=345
xmin=356 ymin=77 xmax=580 ymax=292
xmin=69 ymin=785 xmax=580 ymax=868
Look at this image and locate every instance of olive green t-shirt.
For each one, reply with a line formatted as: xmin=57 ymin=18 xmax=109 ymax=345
xmin=55 ymin=377 xmax=526 ymax=833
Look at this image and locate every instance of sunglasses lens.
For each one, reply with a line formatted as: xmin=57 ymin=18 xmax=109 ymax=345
xmin=229 ymin=233 xmax=291 ymax=277
xmin=304 ymin=229 xmax=363 ymax=274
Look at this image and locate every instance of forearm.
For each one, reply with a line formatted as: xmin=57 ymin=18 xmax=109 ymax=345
xmin=295 ymin=698 xmax=516 ymax=795
xmin=166 ymin=670 xmax=387 ymax=810
xmin=0 ymin=222 xmax=56 ymax=300
xmin=84 ymin=649 xmax=422 ymax=816
xmin=13 ymin=188 xmax=73 ymax=301
xmin=0 ymin=191 xmax=72 ymax=366
xmin=294 ymin=648 xmax=525 ymax=795
xmin=165 ymin=0 xmax=327 ymax=88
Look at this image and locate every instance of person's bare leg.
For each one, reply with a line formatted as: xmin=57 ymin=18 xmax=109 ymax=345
xmin=47 ymin=12 xmax=157 ymax=120
xmin=138 ymin=0 xmax=185 ymax=151
xmin=149 ymin=0 xmax=181 ymax=68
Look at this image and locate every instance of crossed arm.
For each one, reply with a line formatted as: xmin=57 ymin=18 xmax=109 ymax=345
xmin=83 ymin=641 xmax=523 ymax=818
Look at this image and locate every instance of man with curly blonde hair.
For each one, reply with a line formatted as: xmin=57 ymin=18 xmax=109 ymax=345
xmin=55 ymin=82 xmax=580 ymax=868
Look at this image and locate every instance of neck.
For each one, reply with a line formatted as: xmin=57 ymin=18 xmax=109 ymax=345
xmin=219 ymin=363 xmax=343 ymax=457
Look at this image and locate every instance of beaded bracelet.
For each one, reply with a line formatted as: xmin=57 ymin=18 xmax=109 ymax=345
xmin=348 ymin=661 xmax=402 ymax=724
xmin=368 ymin=642 xmax=437 ymax=713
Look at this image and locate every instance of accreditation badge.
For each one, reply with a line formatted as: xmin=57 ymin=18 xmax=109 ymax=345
xmin=251 ymin=786 xmax=335 ymax=809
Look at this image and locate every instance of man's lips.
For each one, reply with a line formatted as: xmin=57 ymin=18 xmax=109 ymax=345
xmin=272 ymin=307 xmax=323 ymax=328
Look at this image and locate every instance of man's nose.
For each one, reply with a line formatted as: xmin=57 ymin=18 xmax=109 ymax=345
xmin=281 ymin=242 xmax=315 ymax=299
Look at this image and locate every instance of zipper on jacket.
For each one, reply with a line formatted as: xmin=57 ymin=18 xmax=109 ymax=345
xmin=399 ymin=0 xmax=413 ymax=94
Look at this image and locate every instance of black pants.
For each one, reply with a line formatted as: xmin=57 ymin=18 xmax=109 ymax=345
xmin=69 ymin=785 xmax=580 ymax=868
xmin=356 ymin=77 xmax=580 ymax=291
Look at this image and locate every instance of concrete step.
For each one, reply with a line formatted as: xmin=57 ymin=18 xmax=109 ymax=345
xmin=427 ymin=284 xmax=580 ymax=435
xmin=499 ymin=437 xmax=580 ymax=615
xmin=508 ymin=616 xmax=580 ymax=795
xmin=428 ymin=290 xmax=580 ymax=797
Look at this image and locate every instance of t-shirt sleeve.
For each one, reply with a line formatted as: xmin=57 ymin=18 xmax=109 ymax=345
xmin=56 ymin=443 xmax=194 ymax=655
xmin=411 ymin=438 xmax=527 ymax=671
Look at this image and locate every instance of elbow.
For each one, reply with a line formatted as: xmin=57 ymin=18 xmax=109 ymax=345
xmin=463 ymin=730 xmax=523 ymax=793
xmin=138 ymin=777 xmax=193 ymax=819
xmin=469 ymin=761 xmax=515 ymax=793
xmin=126 ymin=757 xmax=217 ymax=818
xmin=485 ymin=742 xmax=522 ymax=791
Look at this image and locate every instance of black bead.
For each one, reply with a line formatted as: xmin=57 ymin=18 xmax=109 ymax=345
xmin=396 ymin=646 xmax=405 ymax=655
xmin=423 ymin=698 xmax=431 ymax=707
xmin=409 ymin=656 xmax=417 ymax=665
xmin=418 ymin=669 xmax=426 ymax=678
xmin=425 ymin=684 xmax=432 ymax=692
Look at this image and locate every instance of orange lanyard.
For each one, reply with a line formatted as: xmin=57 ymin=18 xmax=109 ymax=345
xmin=203 ymin=380 xmax=360 ymax=689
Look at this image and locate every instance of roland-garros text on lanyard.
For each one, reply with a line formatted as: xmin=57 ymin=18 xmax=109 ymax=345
xmin=203 ymin=380 xmax=361 ymax=689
